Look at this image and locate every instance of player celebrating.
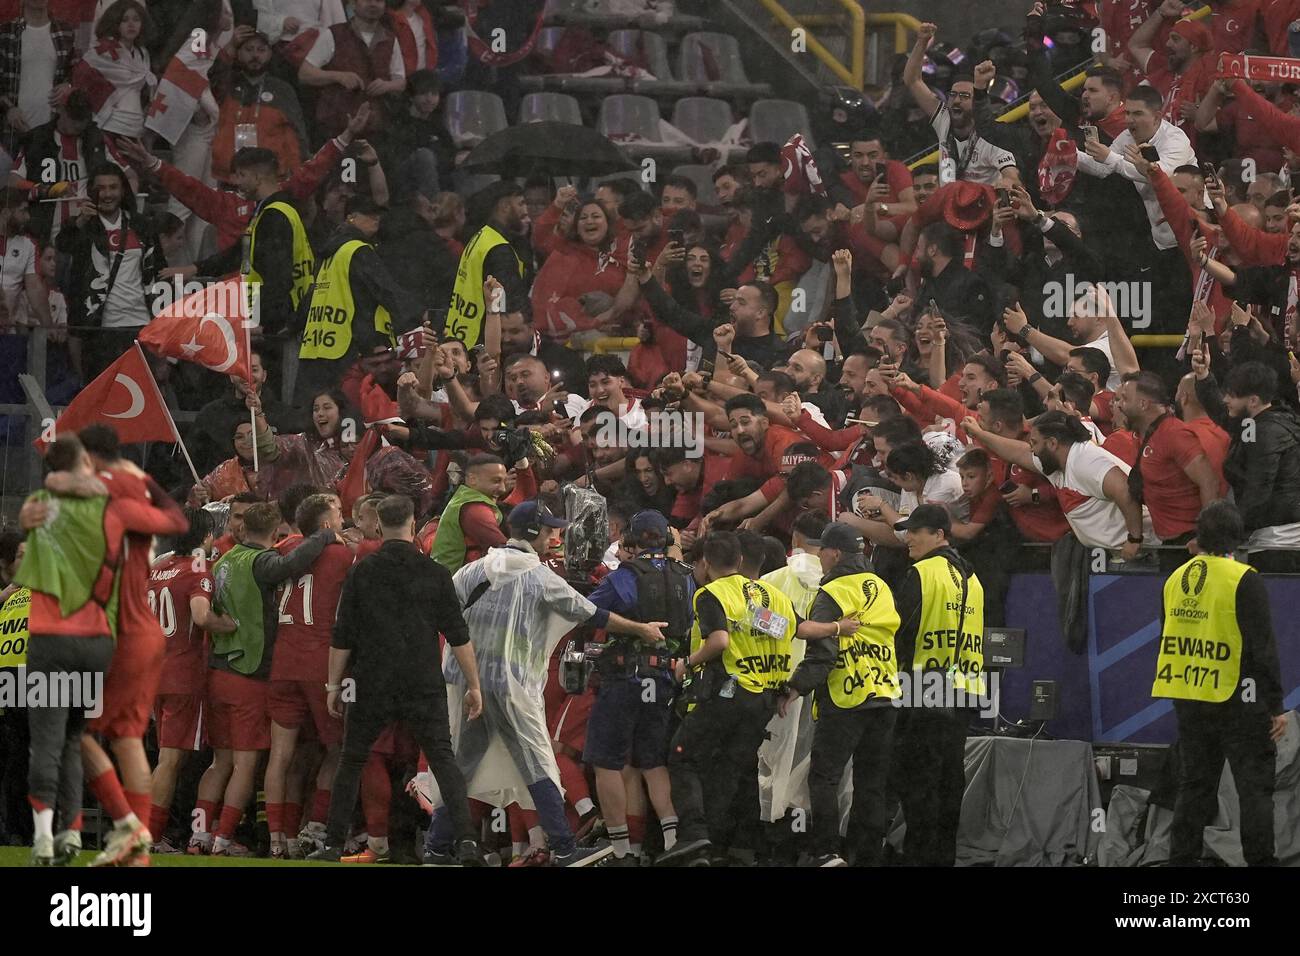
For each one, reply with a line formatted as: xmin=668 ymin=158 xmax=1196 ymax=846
xmin=265 ymin=493 xmax=353 ymax=859
xmin=146 ymin=510 xmax=236 ymax=853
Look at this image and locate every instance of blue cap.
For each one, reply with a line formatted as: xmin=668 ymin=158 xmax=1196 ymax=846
xmin=507 ymin=499 xmax=568 ymax=536
xmin=629 ymin=510 xmax=669 ymax=536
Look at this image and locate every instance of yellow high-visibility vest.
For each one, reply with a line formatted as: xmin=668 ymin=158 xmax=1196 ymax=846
xmin=445 ymin=224 xmax=524 ymax=348
xmin=1153 ymin=555 xmax=1250 ymax=703
xmin=913 ymin=554 xmax=986 ymax=694
xmin=690 ymin=573 xmax=796 ymax=694
xmin=0 ymin=586 xmax=29 ymax=668
xmin=246 ymin=200 xmax=314 ymax=316
xmin=300 ymin=239 xmax=394 ymax=360
xmin=820 ymin=572 xmax=901 ymax=708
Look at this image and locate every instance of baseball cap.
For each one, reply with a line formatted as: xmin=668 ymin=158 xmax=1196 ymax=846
xmin=507 ymin=499 xmax=568 ymax=535
xmin=629 ymin=510 xmax=669 ymax=536
xmin=893 ymin=504 xmax=952 ymax=534
xmin=346 ymin=195 xmax=384 ymax=219
xmin=810 ymin=521 xmax=864 ymax=553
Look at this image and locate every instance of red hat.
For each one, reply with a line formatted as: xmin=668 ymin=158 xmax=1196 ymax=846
xmin=1171 ymin=18 xmax=1213 ymax=53
xmin=941 ymin=181 xmax=995 ymax=232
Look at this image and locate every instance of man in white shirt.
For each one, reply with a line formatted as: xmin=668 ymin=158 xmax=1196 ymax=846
xmin=297 ymin=0 xmax=405 ymax=139
xmin=0 ymin=0 xmax=76 ymax=133
xmin=565 ymin=354 xmax=647 ymax=429
xmin=253 ymin=0 xmax=346 ymax=45
xmin=1076 ymin=85 xmax=1195 ymax=251
xmin=903 ymin=22 xmax=1020 ymax=186
xmin=1001 ymin=290 xmax=1139 ymax=392
xmin=963 ymin=409 xmax=1152 ymax=556
xmin=56 ymin=164 xmax=164 ymax=379
xmin=0 ymin=192 xmax=49 ymax=329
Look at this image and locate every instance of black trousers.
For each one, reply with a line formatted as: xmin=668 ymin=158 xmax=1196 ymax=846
xmin=1248 ymin=550 xmax=1300 ymax=574
xmin=1170 ymin=699 xmax=1277 ymax=866
xmin=25 ymin=634 xmax=115 ymax=828
xmin=325 ymin=688 xmax=473 ymax=848
xmin=0 ymin=700 xmax=31 ymax=844
xmin=668 ymin=687 xmax=773 ymax=847
xmin=892 ymin=707 xmax=967 ymax=866
xmin=807 ymin=703 xmax=896 ymax=863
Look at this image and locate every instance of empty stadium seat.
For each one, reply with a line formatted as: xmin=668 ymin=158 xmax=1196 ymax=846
xmin=535 ymin=26 xmax=567 ymax=63
xmin=519 ymin=92 xmax=583 ymax=125
xmin=597 ymin=93 xmax=664 ymax=143
xmin=445 ymin=91 xmax=508 ymax=147
xmin=748 ymin=98 xmax=814 ymax=148
xmin=671 ymin=97 xmax=734 ymax=144
xmin=679 ymin=32 xmax=750 ymax=85
xmin=671 ymin=164 xmax=719 ymax=206
xmin=608 ymin=29 xmax=675 ymax=80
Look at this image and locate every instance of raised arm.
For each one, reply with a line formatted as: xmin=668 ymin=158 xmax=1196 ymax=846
xmin=962 ymin=415 xmax=1040 ymax=473
xmin=903 ymin=22 xmax=941 ymax=118
xmin=1001 ymin=301 xmax=1075 ymax=366
xmin=1129 ymin=0 xmax=1183 ymax=70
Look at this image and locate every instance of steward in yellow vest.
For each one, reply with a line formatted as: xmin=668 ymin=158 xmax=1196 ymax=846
xmin=1154 ymin=501 xmax=1285 ymax=867
xmin=232 ymin=148 xmax=315 ymax=336
xmin=445 ymin=182 xmax=530 ymax=349
xmin=294 ymin=198 xmax=426 ymax=406
xmin=891 ymin=504 xmax=981 ymax=867
xmin=659 ymin=531 xmax=798 ymax=867
xmin=784 ymin=522 xmax=899 ymax=866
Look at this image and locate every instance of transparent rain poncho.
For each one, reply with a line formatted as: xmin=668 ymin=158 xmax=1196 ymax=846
xmin=435 ymin=544 xmax=599 ymax=812
xmin=758 ymin=552 xmax=854 ymax=830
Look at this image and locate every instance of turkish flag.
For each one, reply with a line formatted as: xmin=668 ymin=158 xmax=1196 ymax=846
xmin=139 ymin=277 xmax=254 ymax=384
xmin=35 ymin=344 xmax=178 ymax=450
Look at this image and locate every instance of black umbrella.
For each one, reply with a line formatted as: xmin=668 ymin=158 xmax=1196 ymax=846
xmin=460 ymin=122 xmax=637 ymax=177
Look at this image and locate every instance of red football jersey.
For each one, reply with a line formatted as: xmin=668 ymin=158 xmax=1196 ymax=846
xmin=102 ymin=469 xmax=166 ymax=658
xmin=149 ymin=553 xmax=214 ymax=695
xmin=271 ymin=541 xmax=354 ymax=682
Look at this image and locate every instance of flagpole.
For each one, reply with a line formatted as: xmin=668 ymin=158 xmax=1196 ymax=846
xmin=135 ymin=343 xmax=201 ymax=486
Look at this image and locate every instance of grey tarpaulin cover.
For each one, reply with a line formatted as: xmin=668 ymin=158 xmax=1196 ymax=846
xmin=907 ymin=736 xmax=1102 ymax=866
xmin=956 ymin=736 xmax=1100 ymax=865
xmin=1100 ymin=711 xmax=1300 ymax=866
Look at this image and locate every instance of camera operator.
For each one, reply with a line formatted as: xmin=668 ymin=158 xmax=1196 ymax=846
xmin=582 ymin=510 xmax=694 ymax=865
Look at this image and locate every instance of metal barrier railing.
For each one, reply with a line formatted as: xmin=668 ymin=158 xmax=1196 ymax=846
xmin=754 ymin=0 xmax=866 ymax=88
xmin=0 ymin=327 xmax=283 ymax=499
xmin=904 ymin=4 xmax=1212 ymax=169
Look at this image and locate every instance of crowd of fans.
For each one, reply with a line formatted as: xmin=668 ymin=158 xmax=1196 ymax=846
xmin=1 ymin=0 xmax=1300 ymax=866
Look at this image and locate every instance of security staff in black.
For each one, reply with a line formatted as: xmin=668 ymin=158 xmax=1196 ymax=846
xmin=582 ymin=509 xmax=694 ymax=865
xmin=200 ymin=147 xmax=314 ymax=337
xmin=657 ymin=531 xmax=798 ymax=867
xmin=783 ymin=522 xmax=901 ymax=867
xmin=1153 ymin=500 xmax=1286 ymax=867
xmin=295 ymin=196 xmax=426 ymax=407
xmin=891 ymin=504 xmax=985 ymax=867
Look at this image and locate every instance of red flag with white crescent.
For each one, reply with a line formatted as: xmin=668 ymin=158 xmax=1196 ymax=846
xmin=35 ymin=344 xmax=178 ymax=450
xmin=139 ymin=276 xmax=254 ymax=384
